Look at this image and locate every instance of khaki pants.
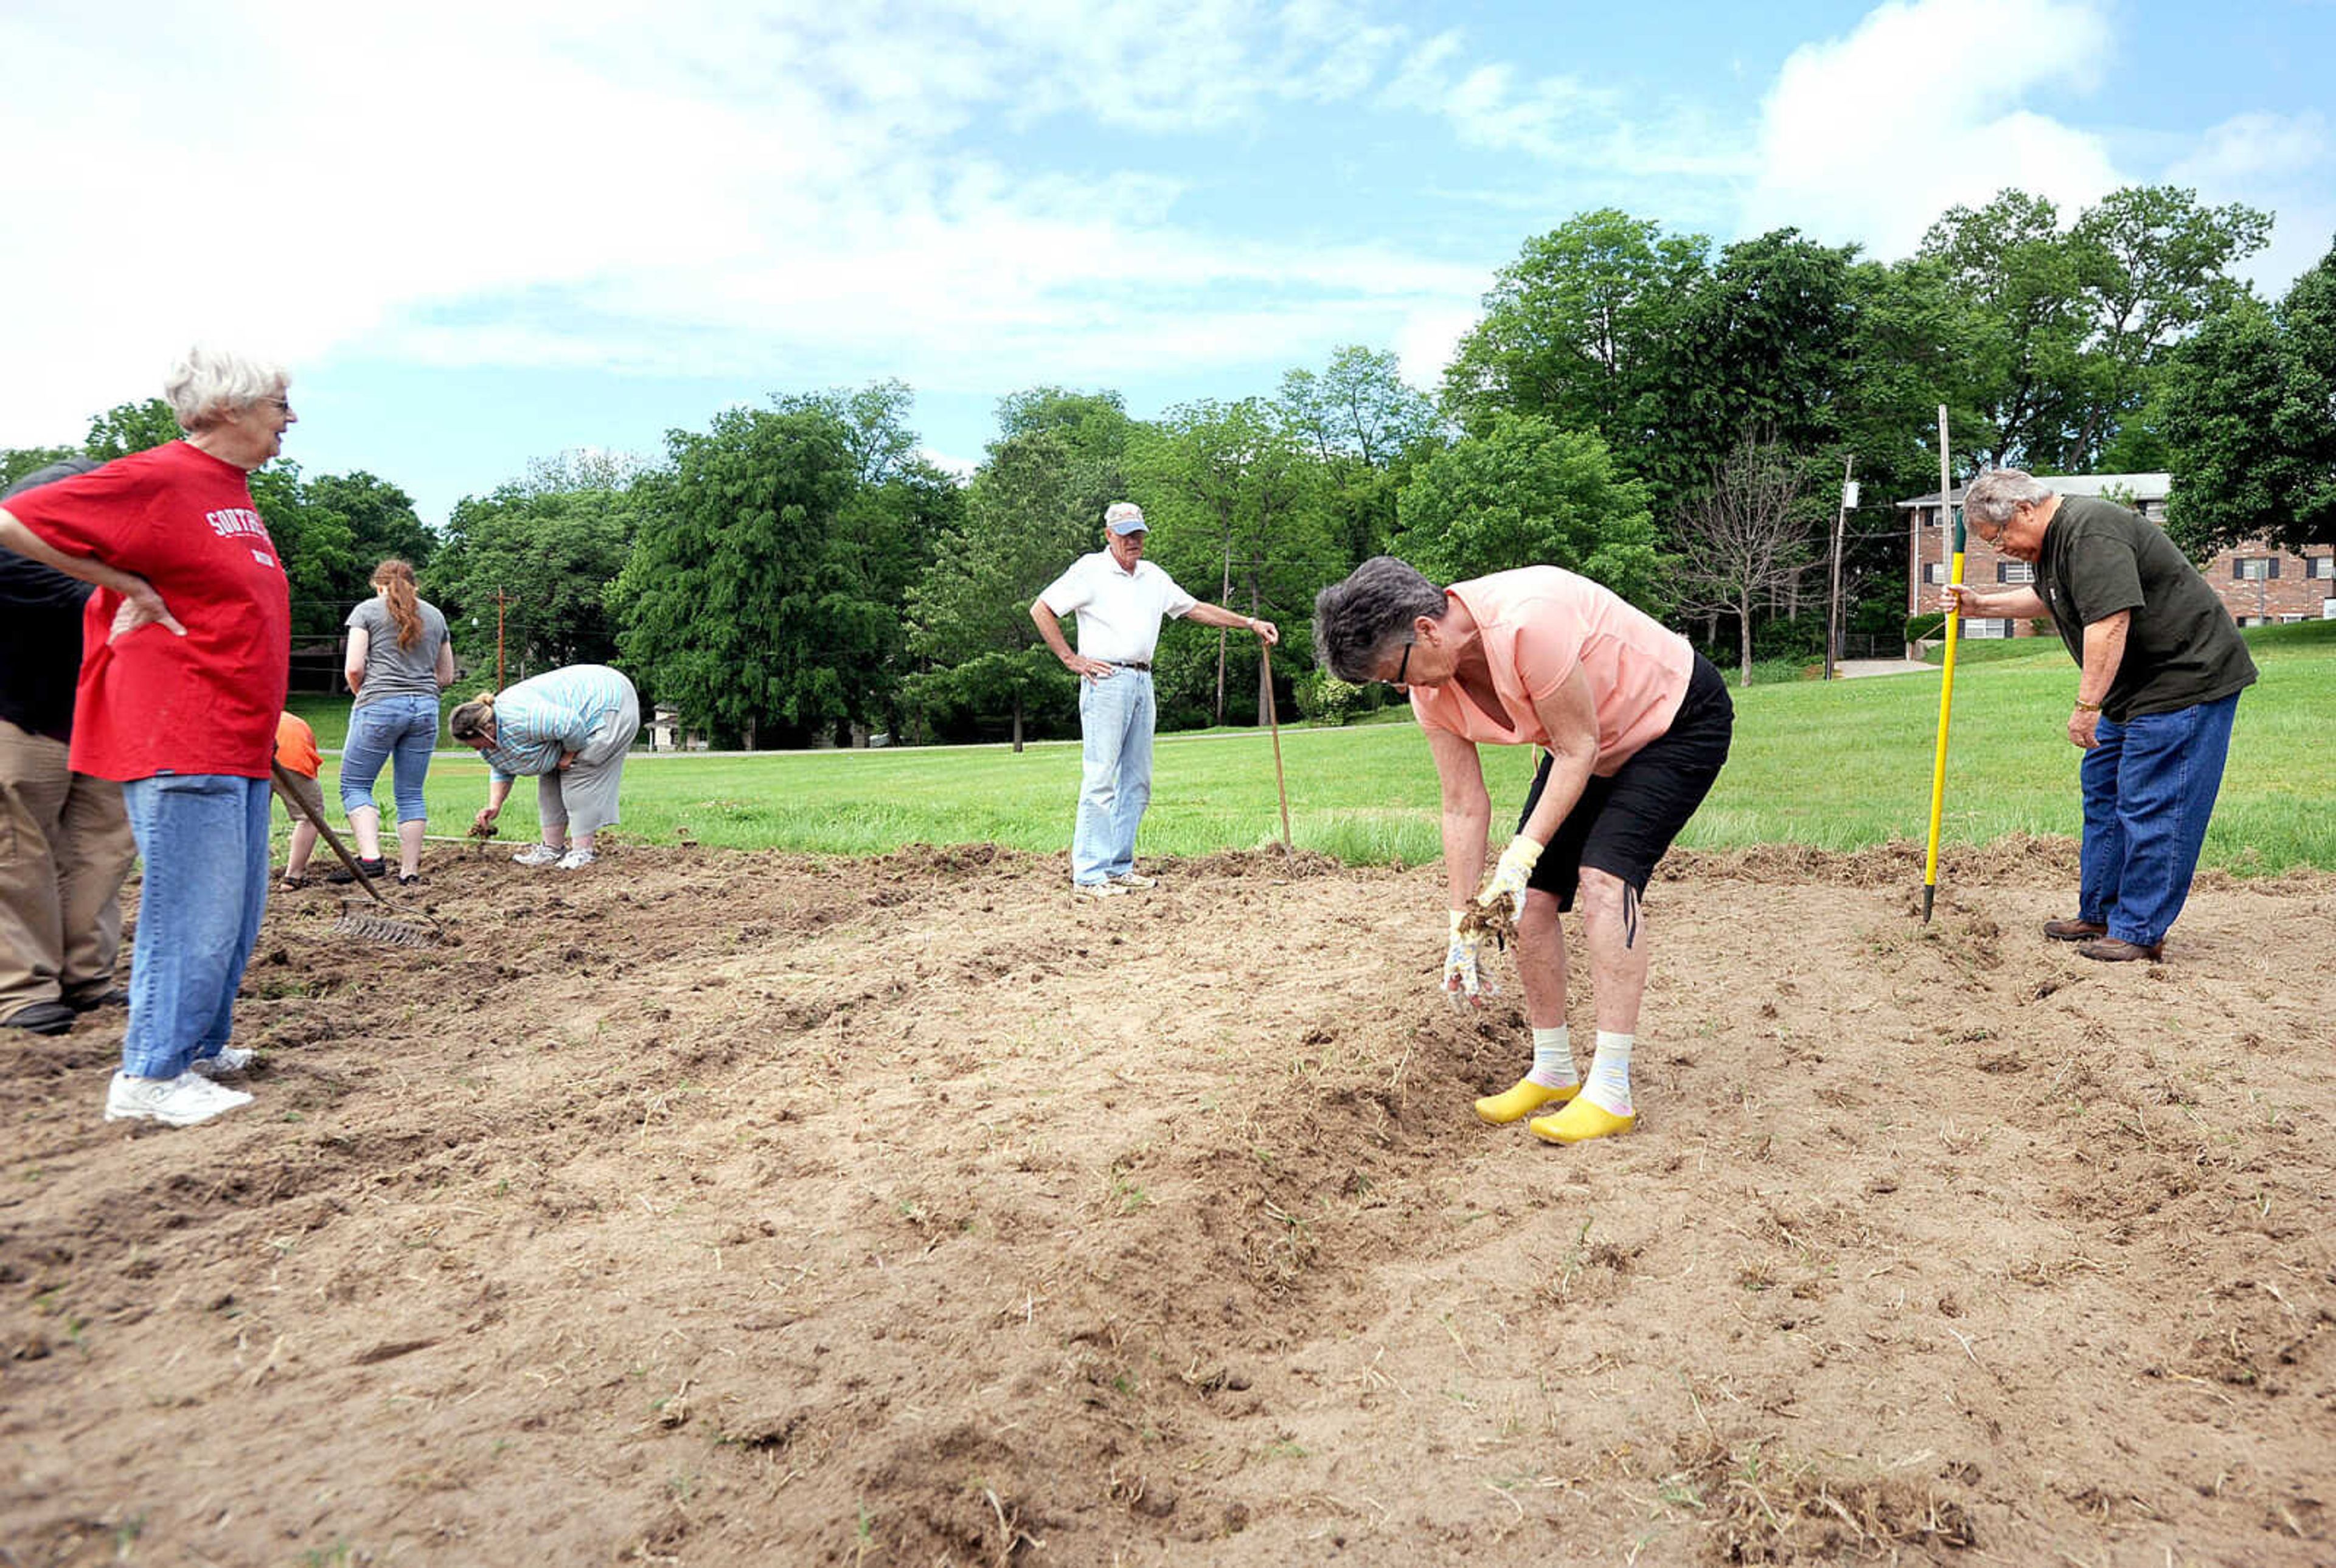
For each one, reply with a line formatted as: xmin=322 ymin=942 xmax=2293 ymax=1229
xmin=0 ymin=718 xmax=137 ymax=1019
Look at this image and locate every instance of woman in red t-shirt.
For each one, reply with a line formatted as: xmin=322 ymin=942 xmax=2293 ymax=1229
xmin=0 ymin=345 xmax=298 ymax=1128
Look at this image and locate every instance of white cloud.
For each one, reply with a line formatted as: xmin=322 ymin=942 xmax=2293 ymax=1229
xmin=1739 ymin=0 xmax=2122 ymax=257
xmin=0 ymin=0 xmax=1467 ymax=445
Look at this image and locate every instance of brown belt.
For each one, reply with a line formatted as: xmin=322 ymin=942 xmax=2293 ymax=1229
xmin=1110 ymin=661 xmax=1152 ymax=671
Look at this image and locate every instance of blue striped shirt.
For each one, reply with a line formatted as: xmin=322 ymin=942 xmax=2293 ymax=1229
xmin=479 ymin=664 xmax=633 ymax=782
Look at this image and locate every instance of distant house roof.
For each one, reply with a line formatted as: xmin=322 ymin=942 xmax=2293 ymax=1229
xmin=1897 ymin=472 xmax=2172 ymax=510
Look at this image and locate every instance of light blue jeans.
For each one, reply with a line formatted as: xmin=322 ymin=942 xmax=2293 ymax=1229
xmin=2077 ymin=693 xmax=2240 ymax=948
xmin=339 ymin=693 xmax=440 ymax=822
xmin=1071 ymin=670 xmax=1155 ymax=885
xmin=119 ymin=774 xmax=271 ymax=1079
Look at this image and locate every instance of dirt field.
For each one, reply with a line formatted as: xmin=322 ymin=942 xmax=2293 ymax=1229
xmin=4 ymin=839 xmax=2332 ymax=1567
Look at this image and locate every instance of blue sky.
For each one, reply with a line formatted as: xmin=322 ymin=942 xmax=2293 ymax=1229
xmin=4 ymin=0 xmax=2331 ymax=525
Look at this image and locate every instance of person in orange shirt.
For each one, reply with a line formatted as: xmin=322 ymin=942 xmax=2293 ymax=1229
xmin=1313 ymin=557 xmax=1734 ymax=1143
xmin=273 ymin=711 xmax=325 ymax=889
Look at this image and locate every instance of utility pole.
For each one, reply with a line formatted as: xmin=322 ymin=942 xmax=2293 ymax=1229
xmin=1826 ymin=456 xmax=1855 ymax=679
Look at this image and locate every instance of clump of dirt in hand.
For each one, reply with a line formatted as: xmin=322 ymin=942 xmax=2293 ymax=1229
xmin=1457 ymin=889 xmax=1516 ymax=949
xmin=468 ymin=820 xmax=499 ymax=840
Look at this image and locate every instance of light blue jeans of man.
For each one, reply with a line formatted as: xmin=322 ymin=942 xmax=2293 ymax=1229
xmin=119 ymin=774 xmax=271 ymax=1079
xmin=339 ymin=693 xmax=440 ymax=821
xmin=1071 ymin=670 xmax=1154 ymax=885
xmin=2077 ymin=692 xmax=2240 ymax=949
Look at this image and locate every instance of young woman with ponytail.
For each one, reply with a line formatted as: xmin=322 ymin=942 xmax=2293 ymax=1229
xmin=338 ymin=559 xmax=454 ymax=884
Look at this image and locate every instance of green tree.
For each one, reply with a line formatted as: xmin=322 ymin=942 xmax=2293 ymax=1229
xmin=1133 ymin=398 xmax=1332 ymax=727
xmin=617 ymin=404 xmax=895 ymax=748
xmin=1392 ymin=413 xmax=1669 ymax=612
xmin=430 ymin=464 xmax=639 ymax=684
xmin=309 ymin=471 xmax=436 ymax=574
xmin=905 ymin=428 xmax=1102 ymax=748
xmin=1444 ymin=209 xmax=1708 ymax=455
xmin=82 ymin=398 xmax=184 ymax=459
xmin=1281 ymin=345 xmax=1439 ymax=566
xmin=2162 ymin=240 xmax=2336 ymax=555
xmin=2068 ymin=186 xmax=2272 ymax=465
xmin=1923 ymin=185 xmax=2269 ymax=471
xmin=0 ymin=444 xmax=78 ymax=494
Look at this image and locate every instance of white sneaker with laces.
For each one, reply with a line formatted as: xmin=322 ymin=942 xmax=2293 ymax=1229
xmin=555 ymin=848 xmax=597 ymax=870
xmin=1112 ymin=872 xmax=1158 ymax=889
xmin=512 ymin=844 xmax=563 ymax=866
xmin=104 ymin=1070 xmax=254 ymax=1127
xmin=189 ymin=1044 xmax=257 ymax=1077
xmin=1072 ymin=881 xmax=1129 ymax=899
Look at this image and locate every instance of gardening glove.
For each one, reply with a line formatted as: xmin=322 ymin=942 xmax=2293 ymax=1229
xmin=1444 ymin=909 xmax=1495 ymax=1010
xmin=1476 ymin=834 xmax=1544 ymax=921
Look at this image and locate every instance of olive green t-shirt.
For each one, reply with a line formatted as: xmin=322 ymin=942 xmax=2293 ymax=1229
xmin=2035 ymin=494 xmax=2257 ymax=721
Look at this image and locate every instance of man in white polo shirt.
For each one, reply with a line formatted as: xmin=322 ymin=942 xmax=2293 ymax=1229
xmin=1031 ymin=502 xmax=1280 ymax=896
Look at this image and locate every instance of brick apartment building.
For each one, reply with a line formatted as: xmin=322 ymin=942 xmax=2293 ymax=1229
xmin=1901 ymin=473 xmax=2336 ymax=652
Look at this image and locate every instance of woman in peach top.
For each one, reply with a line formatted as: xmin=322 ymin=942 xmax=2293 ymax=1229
xmin=1313 ymin=557 xmax=1733 ymax=1144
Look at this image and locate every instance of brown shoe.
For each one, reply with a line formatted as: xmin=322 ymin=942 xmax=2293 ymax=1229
xmin=2043 ymin=917 xmax=2109 ymax=942
xmin=2077 ymin=937 xmax=2163 ymax=963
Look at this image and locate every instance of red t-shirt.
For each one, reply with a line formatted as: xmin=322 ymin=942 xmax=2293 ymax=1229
xmin=4 ymin=442 xmax=290 ymax=782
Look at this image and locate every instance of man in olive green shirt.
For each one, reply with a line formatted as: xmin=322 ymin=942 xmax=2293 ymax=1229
xmin=1948 ymin=470 xmax=2255 ymax=963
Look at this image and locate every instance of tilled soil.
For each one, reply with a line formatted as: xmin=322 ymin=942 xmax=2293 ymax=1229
xmin=3 ymin=839 xmax=2332 ymax=1566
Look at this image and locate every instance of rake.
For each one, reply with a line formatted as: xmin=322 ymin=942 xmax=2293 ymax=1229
xmin=1262 ymin=643 xmax=1293 ymax=858
xmin=269 ymin=761 xmax=446 ymax=948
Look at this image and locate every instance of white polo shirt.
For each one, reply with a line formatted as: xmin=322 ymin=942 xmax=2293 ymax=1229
xmin=1037 ymin=552 xmax=1198 ymax=665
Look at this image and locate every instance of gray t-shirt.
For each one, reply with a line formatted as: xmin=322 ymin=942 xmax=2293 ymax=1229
xmin=346 ymin=595 xmax=450 ymax=709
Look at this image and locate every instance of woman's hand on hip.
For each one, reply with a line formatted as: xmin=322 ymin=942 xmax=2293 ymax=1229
xmin=108 ymin=577 xmax=186 ymax=642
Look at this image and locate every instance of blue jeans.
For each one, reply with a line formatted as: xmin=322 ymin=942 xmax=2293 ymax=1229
xmin=2077 ymin=693 xmax=2240 ymax=948
xmin=340 ymin=694 xmax=440 ymax=822
xmin=119 ymin=774 xmax=271 ymax=1079
xmin=1071 ymin=670 xmax=1154 ymax=884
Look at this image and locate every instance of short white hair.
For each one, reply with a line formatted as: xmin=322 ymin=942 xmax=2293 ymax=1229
xmin=164 ymin=345 xmax=290 ymax=431
xmin=1963 ymin=468 xmax=2054 ymax=527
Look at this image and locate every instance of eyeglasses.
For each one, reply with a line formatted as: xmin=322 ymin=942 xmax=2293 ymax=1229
xmin=1381 ymin=637 xmax=1414 ymax=687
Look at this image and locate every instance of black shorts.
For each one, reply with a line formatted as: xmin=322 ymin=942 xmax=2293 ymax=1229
xmin=1517 ymin=653 xmax=1733 ymax=911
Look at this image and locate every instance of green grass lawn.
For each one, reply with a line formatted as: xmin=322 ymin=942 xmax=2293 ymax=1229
xmin=295 ymin=620 xmax=2336 ymax=874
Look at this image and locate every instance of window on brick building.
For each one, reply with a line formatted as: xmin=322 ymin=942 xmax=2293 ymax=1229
xmin=1924 ymin=561 xmax=1948 ymax=585
xmin=2234 ymin=557 xmax=2278 ymax=580
xmin=1997 ymin=561 xmax=2034 ymax=584
xmin=2307 ymin=557 xmax=2334 ymax=580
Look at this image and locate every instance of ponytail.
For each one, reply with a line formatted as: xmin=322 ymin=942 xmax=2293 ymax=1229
xmin=372 ymin=558 xmax=423 ymax=650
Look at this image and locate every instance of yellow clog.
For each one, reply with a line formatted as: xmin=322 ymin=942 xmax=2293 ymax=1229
xmin=1473 ymin=1077 xmax=1578 ymax=1125
xmin=1528 ymin=1097 xmax=1636 ymax=1144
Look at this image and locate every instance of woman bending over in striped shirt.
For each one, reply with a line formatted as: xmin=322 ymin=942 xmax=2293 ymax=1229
xmin=450 ymin=664 xmax=640 ymax=870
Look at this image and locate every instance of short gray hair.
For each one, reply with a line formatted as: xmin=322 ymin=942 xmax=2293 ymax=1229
xmin=164 ymin=345 xmax=290 ymax=431
xmin=1962 ymin=468 xmax=2053 ymax=527
xmin=1313 ymin=556 xmax=1449 ymax=683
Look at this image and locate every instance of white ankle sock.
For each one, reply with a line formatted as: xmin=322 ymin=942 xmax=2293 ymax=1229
xmin=1528 ymin=1025 xmax=1578 ymax=1089
xmin=1583 ymin=1030 xmax=1633 ymax=1115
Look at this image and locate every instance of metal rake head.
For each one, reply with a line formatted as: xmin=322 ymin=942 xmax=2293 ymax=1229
xmin=334 ymin=901 xmax=443 ymax=948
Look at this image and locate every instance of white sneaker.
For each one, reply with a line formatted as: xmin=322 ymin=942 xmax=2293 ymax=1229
xmin=512 ymin=844 xmax=563 ymax=866
xmin=1072 ymin=881 xmax=1129 ymax=899
xmin=1112 ymin=872 xmax=1158 ymax=889
xmin=189 ymin=1044 xmax=257 ymax=1077
xmin=104 ymin=1070 xmax=253 ymax=1127
xmin=555 ymin=848 xmax=597 ymax=870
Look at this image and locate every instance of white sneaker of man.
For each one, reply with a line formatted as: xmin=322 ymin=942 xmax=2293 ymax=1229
xmin=188 ymin=1044 xmax=258 ymax=1078
xmin=1072 ymin=880 xmax=1130 ymax=899
xmin=1112 ymin=872 xmax=1158 ymax=889
xmin=512 ymin=844 xmax=563 ymax=867
xmin=555 ymin=848 xmax=597 ymax=870
xmin=105 ymin=1070 xmax=254 ymax=1127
